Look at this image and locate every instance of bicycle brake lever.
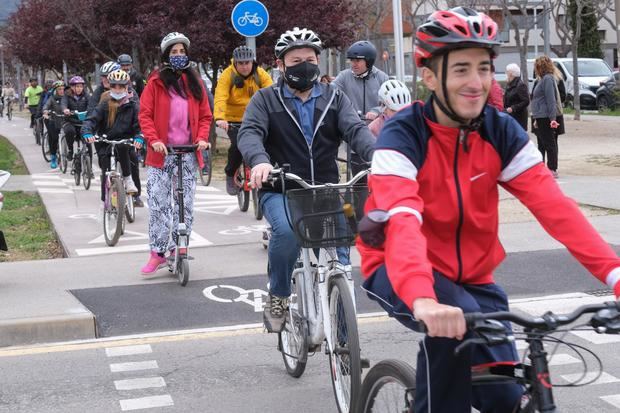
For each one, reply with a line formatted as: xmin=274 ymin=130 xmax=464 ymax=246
xmin=590 ymin=307 xmax=620 ymax=334
xmin=454 ymin=338 xmax=487 ymax=356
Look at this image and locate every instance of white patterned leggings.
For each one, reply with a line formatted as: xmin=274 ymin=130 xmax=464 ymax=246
xmin=146 ymin=153 xmax=197 ymax=253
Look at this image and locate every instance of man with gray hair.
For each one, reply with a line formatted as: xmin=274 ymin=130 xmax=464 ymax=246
xmin=503 ymin=63 xmax=530 ymax=130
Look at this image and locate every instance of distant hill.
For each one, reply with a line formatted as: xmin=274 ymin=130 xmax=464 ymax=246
xmin=0 ymin=0 xmax=20 ymax=25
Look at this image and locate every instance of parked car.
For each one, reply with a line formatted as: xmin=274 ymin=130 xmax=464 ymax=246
xmin=527 ymin=58 xmax=614 ymax=109
xmin=0 ymin=170 xmax=10 ymax=251
xmin=596 ymin=71 xmax=620 ymax=111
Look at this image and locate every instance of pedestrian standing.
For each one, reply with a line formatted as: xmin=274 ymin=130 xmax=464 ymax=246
xmin=531 ymin=55 xmax=561 ymax=178
xmin=138 ymin=32 xmax=212 ymax=275
xmin=503 ymin=63 xmax=530 ymax=130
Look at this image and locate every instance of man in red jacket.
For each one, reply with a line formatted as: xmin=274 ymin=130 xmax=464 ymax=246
xmin=357 ymin=7 xmax=620 ymax=412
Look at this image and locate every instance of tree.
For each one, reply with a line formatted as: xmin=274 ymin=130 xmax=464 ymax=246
xmin=569 ymin=0 xmax=604 ymax=59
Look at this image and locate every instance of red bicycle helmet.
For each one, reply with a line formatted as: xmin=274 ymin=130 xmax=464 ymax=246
xmin=415 ymin=7 xmax=500 ymax=68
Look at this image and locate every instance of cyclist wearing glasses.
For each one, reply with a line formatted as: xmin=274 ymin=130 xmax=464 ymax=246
xmin=357 ymin=7 xmax=620 ymax=413
xmin=214 ymin=45 xmax=272 ymax=194
xmin=82 ymin=69 xmax=142 ymax=200
xmin=237 ymin=27 xmax=375 ymax=333
xmin=61 ymin=76 xmax=91 ymax=162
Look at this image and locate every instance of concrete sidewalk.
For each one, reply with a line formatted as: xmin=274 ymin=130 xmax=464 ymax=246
xmin=2 ymin=115 xmax=620 ymax=348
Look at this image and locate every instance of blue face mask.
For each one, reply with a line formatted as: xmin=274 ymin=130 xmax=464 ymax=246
xmin=169 ymin=55 xmax=189 ymax=70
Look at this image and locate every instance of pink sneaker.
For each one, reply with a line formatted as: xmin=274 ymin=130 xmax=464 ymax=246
xmin=141 ymin=251 xmax=167 ymax=275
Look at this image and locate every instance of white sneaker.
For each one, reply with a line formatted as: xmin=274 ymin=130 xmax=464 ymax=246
xmin=124 ymin=176 xmax=138 ymax=194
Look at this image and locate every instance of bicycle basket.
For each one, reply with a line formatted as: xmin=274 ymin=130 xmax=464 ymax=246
xmin=285 ymin=185 xmax=368 ymax=248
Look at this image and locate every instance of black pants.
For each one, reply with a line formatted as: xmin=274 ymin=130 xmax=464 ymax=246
xmin=63 ymin=123 xmax=92 ymax=159
xmin=97 ymin=144 xmax=132 ymax=202
xmin=47 ymin=121 xmax=59 ymax=156
xmin=535 ymin=117 xmax=558 ymax=171
xmin=224 ymin=126 xmax=242 ymax=177
xmin=128 ymin=147 xmax=142 ymax=197
xmin=28 ymin=106 xmax=38 ymax=127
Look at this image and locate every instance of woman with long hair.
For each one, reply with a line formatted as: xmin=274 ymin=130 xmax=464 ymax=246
xmin=531 ymin=55 xmax=562 ymax=178
xmin=139 ymin=32 xmax=212 ymax=275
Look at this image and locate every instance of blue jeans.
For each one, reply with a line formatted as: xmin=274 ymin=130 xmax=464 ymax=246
xmin=261 ymin=192 xmax=350 ymax=297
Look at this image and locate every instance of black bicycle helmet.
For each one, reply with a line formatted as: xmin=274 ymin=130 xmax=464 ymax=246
xmin=346 ymin=41 xmax=377 ymax=69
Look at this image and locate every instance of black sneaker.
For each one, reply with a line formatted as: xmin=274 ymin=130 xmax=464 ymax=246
xmin=263 ymin=294 xmax=288 ymax=333
xmin=226 ymin=175 xmax=237 ymax=196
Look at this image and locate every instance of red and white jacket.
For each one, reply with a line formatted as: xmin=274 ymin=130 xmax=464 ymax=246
xmin=357 ymin=100 xmax=620 ymax=311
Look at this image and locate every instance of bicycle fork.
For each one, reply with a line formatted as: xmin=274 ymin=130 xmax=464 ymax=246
xmin=175 ymin=153 xmax=188 ymax=258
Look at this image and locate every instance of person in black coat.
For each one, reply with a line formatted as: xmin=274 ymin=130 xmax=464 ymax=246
xmin=503 ymin=63 xmax=530 ymax=130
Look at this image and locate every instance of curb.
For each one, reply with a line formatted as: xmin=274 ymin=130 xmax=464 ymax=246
xmin=0 ymin=312 xmax=96 ymax=348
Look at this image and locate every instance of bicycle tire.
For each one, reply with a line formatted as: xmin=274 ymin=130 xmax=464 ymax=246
xmin=359 ymin=359 xmax=416 ymax=413
xmin=125 ymin=191 xmax=136 ymax=223
xmin=252 ymin=188 xmax=262 ymax=220
xmin=73 ymin=156 xmax=81 ymax=186
xmin=7 ymin=106 xmax=12 ymax=121
xmin=198 ymin=148 xmax=212 ymax=186
xmin=238 ymin=188 xmax=250 ymax=212
xmin=59 ymin=137 xmax=68 ymax=174
xmin=41 ymin=131 xmax=50 ymax=162
xmin=328 ymin=274 xmax=362 ymax=413
xmin=34 ymin=122 xmax=41 ymax=145
xmin=278 ymin=271 xmax=309 ymax=378
xmin=103 ymin=177 xmax=125 ymax=246
xmin=178 ymin=258 xmax=189 ymax=286
xmin=82 ymin=156 xmax=92 ymax=190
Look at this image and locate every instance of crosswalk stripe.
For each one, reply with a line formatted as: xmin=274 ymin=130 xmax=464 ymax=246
xmin=601 ymin=395 xmax=620 ymax=409
xmin=32 ymin=181 xmax=67 ymax=187
xmin=560 ymin=371 xmax=620 ymax=385
xmin=37 ymin=188 xmax=73 ymax=194
xmin=109 ymin=360 xmax=159 ymax=373
xmin=114 ymin=376 xmax=166 ymax=391
xmin=105 ymin=344 xmax=152 ymax=357
xmin=119 ymin=395 xmax=174 ymax=411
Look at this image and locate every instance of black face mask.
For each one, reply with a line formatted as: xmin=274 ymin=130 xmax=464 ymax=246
xmin=283 ymin=61 xmax=320 ymax=91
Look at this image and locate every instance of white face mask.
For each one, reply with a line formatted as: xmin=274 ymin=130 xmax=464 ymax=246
xmin=110 ymin=91 xmax=127 ymax=100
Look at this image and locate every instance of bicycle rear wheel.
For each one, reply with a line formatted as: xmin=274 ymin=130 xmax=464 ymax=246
xmin=125 ymin=191 xmax=136 ymax=223
xmin=73 ymin=156 xmax=81 ymax=186
xmin=103 ymin=177 xmax=125 ymax=246
xmin=359 ymin=359 xmax=416 ymax=413
xmin=238 ymin=188 xmax=250 ymax=212
xmin=328 ymin=274 xmax=362 ymax=413
xmin=59 ymin=137 xmax=69 ymax=174
xmin=252 ymin=188 xmax=262 ymax=220
xmin=41 ymin=131 xmax=50 ymax=162
xmin=82 ymin=155 xmax=92 ymax=190
xmin=278 ymin=272 xmax=309 ymax=378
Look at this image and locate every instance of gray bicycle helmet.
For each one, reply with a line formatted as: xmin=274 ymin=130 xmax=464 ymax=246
xmin=100 ymin=61 xmax=121 ymax=77
xmin=233 ymin=45 xmax=255 ymax=62
xmin=160 ymin=32 xmax=190 ymax=53
xmin=117 ymin=54 xmax=133 ymax=65
xmin=274 ymin=27 xmax=322 ymax=59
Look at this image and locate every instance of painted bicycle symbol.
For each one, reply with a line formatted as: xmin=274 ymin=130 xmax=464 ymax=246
xmin=237 ymin=11 xmax=264 ymax=27
xmin=203 ymin=284 xmax=268 ymax=312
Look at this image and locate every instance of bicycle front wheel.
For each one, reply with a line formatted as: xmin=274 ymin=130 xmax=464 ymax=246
xmin=328 ymin=274 xmax=362 ymax=413
xmin=82 ymin=156 xmax=92 ymax=190
xmin=7 ymin=106 xmax=12 ymax=121
xmin=41 ymin=131 xmax=50 ymax=162
xmin=278 ymin=272 xmax=309 ymax=378
xmin=59 ymin=137 xmax=69 ymax=174
xmin=359 ymin=359 xmax=416 ymax=413
xmin=198 ymin=148 xmax=212 ymax=186
xmin=125 ymin=192 xmax=135 ymax=223
xmin=252 ymin=188 xmax=262 ymax=220
xmin=103 ymin=178 xmax=125 ymax=246
xmin=238 ymin=188 xmax=250 ymax=212
xmin=73 ymin=157 xmax=81 ymax=186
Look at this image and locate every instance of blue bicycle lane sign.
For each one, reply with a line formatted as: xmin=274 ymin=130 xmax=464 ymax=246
xmin=231 ymin=0 xmax=269 ymax=37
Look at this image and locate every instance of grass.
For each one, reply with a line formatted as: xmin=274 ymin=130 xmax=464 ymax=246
xmin=0 ymin=135 xmax=28 ymax=174
xmin=0 ymin=191 xmax=64 ymax=261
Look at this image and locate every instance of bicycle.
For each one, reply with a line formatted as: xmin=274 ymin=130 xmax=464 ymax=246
xmin=229 ymin=122 xmax=262 ymax=220
xmin=359 ymin=301 xmax=620 ymax=413
xmin=34 ymin=115 xmax=44 ymax=146
xmin=166 ymin=144 xmax=197 ymax=286
xmin=268 ymin=165 xmax=369 ymax=413
xmin=72 ymin=140 xmax=93 ymax=190
xmin=49 ymin=112 xmax=70 ymax=173
xmin=95 ymin=135 xmax=135 ymax=246
xmin=198 ymin=143 xmax=213 ymax=186
xmin=6 ymin=99 xmax=13 ymax=121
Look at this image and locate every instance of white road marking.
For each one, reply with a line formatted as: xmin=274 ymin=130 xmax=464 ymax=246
xmin=548 ymin=353 xmax=581 ymax=366
xmin=195 ymin=186 xmax=220 ymax=192
xmin=194 ymin=193 xmax=235 ymax=200
xmin=37 ymin=188 xmax=73 ymax=194
xmin=601 ymin=395 xmax=620 ymax=409
xmin=31 ymin=174 xmax=61 ymax=180
xmin=105 ymin=344 xmax=152 ymax=357
xmin=109 ymin=360 xmax=159 ymax=373
xmin=76 ymin=231 xmax=212 ymax=256
xmin=119 ymin=395 xmax=174 ymax=411
xmin=114 ymin=376 xmax=166 ymax=391
xmin=33 ymin=180 xmax=67 ymax=186
xmin=560 ymin=371 xmax=620 ymax=385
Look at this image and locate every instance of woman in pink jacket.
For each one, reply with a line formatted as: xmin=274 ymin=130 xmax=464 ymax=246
xmin=139 ymin=32 xmax=212 ymax=275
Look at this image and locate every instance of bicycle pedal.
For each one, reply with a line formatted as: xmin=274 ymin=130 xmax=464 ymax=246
xmin=361 ymin=357 xmax=370 ymax=369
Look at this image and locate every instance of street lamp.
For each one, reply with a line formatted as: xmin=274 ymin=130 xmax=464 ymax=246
xmin=54 ymin=25 xmax=69 ymax=83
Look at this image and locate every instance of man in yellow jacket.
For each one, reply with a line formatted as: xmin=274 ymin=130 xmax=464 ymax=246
xmin=214 ymin=45 xmax=273 ymax=195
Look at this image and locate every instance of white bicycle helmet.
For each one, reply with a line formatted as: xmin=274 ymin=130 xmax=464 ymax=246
xmin=100 ymin=61 xmax=121 ymax=77
xmin=378 ymin=79 xmax=412 ymax=111
xmin=161 ymin=32 xmax=190 ymax=53
xmin=274 ymin=27 xmax=322 ymax=59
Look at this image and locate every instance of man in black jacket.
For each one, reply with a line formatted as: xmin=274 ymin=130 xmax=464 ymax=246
xmin=238 ymin=27 xmax=375 ymax=333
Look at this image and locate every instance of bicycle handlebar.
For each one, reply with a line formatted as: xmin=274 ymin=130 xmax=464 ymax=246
xmin=166 ymin=144 xmax=197 ymax=154
xmin=93 ymin=135 xmax=134 ymax=146
xmin=268 ymin=166 xmax=370 ymax=189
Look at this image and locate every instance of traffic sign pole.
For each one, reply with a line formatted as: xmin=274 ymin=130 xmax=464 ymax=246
xmin=231 ymin=0 xmax=269 ymax=54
